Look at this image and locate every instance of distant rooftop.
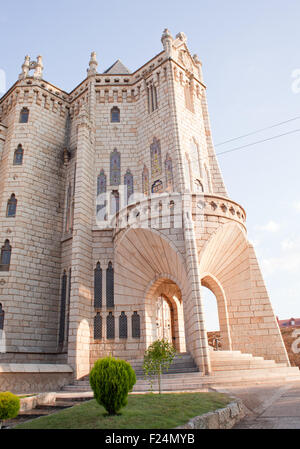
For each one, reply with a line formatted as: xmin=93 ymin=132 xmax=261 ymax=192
xmin=278 ymin=317 xmax=300 ymax=327
xmin=104 ymin=59 xmax=131 ymax=75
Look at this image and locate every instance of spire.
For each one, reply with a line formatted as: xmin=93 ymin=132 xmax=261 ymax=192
xmin=18 ymin=55 xmax=30 ymax=80
xmin=33 ymin=55 xmax=43 ymax=79
xmin=87 ymin=51 xmax=98 ymax=77
xmin=161 ymin=28 xmax=174 ymax=56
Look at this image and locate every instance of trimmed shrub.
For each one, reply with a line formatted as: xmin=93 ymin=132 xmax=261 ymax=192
xmin=89 ymin=356 xmax=136 ymax=415
xmin=0 ymin=392 xmax=20 ymax=427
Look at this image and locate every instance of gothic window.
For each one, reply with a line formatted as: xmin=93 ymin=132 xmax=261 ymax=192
xmin=106 ymin=312 xmax=115 ymax=339
xmin=150 ymin=138 xmax=162 ymax=178
xmin=147 ymin=83 xmax=158 ymax=113
xmin=184 ymin=153 xmax=192 ymax=192
xmin=110 ymin=106 xmax=120 ymax=123
xmin=94 ymin=262 xmax=102 ymax=309
xmin=132 ymin=311 xmax=141 ymax=338
xmin=13 ymin=144 xmax=23 ymax=165
xmin=110 ymin=148 xmax=121 ymax=186
xmin=58 ymin=271 xmax=67 ymax=345
xmin=142 ymin=165 xmax=149 ymax=197
xmin=19 ymin=107 xmax=29 ymax=123
xmin=6 ymin=194 xmax=17 ymax=217
xmin=119 ymin=312 xmax=128 ymax=339
xmin=106 ymin=261 xmax=114 ymax=308
xmin=190 ymin=140 xmax=201 ymax=179
xmin=0 ymin=240 xmax=11 ymax=271
xmin=94 ymin=313 xmax=102 ymax=339
xmin=97 ymin=169 xmax=107 ymax=195
xmin=66 ymin=268 xmax=71 ymax=343
xmin=203 ymin=163 xmax=212 ymax=193
xmin=0 ymin=303 xmax=4 ymax=330
xmin=165 ymin=154 xmax=174 ymax=192
xmin=184 ymin=82 xmax=194 ymax=112
xmin=124 ymin=169 xmax=133 ymax=204
xmin=65 ymin=184 xmax=72 ymax=232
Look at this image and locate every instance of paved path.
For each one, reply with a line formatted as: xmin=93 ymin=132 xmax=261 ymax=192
xmin=218 ymin=380 xmax=300 ymax=429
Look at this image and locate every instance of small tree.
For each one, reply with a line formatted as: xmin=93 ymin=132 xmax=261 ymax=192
xmin=89 ymin=356 xmax=136 ymax=415
xmin=143 ymin=339 xmax=176 ymax=394
xmin=0 ymin=392 xmax=20 ymax=429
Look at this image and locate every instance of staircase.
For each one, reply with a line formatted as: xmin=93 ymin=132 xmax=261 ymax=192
xmin=61 ymin=351 xmax=300 ymax=393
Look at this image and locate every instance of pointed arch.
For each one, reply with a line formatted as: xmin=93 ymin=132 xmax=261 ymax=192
xmin=13 ymin=144 xmax=24 ymax=165
xmin=6 ymin=194 xmax=17 ymax=217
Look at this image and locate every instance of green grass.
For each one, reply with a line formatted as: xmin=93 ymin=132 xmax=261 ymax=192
xmin=14 ymin=392 xmax=231 ymax=429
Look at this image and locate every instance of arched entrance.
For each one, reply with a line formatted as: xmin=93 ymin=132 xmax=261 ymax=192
xmin=145 ymin=277 xmax=186 ymax=353
xmin=156 ymin=295 xmax=173 ymax=343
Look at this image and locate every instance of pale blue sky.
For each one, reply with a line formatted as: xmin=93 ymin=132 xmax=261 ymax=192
xmin=1 ymin=0 xmax=299 ymax=329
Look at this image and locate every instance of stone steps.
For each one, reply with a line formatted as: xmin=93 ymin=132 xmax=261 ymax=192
xmin=61 ymin=350 xmax=300 ymax=393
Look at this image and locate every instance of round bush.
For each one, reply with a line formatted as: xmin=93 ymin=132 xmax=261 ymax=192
xmin=89 ymin=356 xmax=136 ymax=415
xmin=0 ymin=392 xmax=20 ymax=424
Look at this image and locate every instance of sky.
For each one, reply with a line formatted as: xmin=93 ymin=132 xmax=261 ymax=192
xmin=0 ymin=0 xmax=299 ymax=330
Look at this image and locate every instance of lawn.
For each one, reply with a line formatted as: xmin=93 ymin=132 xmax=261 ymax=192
xmin=14 ymin=392 xmax=231 ymax=429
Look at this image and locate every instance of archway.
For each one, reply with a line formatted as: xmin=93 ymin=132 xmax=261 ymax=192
xmin=145 ymin=277 xmax=186 ymax=353
xmin=201 ymin=275 xmax=232 ymax=351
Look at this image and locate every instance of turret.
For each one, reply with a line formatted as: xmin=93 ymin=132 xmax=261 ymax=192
xmin=161 ymin=28 xmax=174 ymax=57
xmin=87 ymin=51 xmax=98 ymax=77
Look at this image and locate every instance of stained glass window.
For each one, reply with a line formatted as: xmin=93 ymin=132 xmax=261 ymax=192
xmin=119 ymin=312 xmax=128 ymax=339
xmin=106 ymin=261 xmax=114 ymax=307
xmin=150 ymin=138 xmax=162 ymax=178
xmin=142 ymin=165 xmax=149 ymax=197
xmin=165 ymin=154 xmax=174 ymax=192
xmin=107 ymin=312 xmax=115 ymax=339
xmin=13 ymin=145 xmax=23 ymax=165
xmin=19 ymin=107 xmax=29 ymax=123
xmin=110 ymin=149 xmax=121 ymax=186
xmin=58 ymin=271 xmax=67 ymax=345
xmin=132 ymin=311 xmax=140 ymax=338
xmin=94 ymin=262 xmax=102 ymax=309
xmin=124 ymin=169 xmax=133 ymax=204
xmin=0 ymin=304 xmax=4 ymax=330
xmin=94 ymin=313 xmax=102 ymax=339
xmin=0 ymin=240 xmax=11 ymax=270
xmin=6 ymin=194 xmax=17 ymax=217
xmin=111 ymin=107 xmax=120 ymax=123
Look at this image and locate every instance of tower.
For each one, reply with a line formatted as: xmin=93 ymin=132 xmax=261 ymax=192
xmin=0 ymin=30 xmax=291 ymax=392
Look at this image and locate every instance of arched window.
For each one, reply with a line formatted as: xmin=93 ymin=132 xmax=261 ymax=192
xmin=119 ymin=312 xmax=128 ymax=339
xmin=110 ymin=107 xmax=120 ymax=123
xmin=142 ymin=165 xmax=149 ymax=197
xmin=19 ymin=107 xmax=29 ymax=123
xmin=132 ymin=311 xmax=141 ymax=338
xmin=6 ymin=194 xmax=17 ymax=217
xmin=94 ymin=313 xmax=102 ymax=339
xmin=0 ymin=240 xmax=11 ymax=271
xmin=184 ymin=153 xmax=192 ymax=192
xmin=165 ymin=154 xmax=174 ymax=192
xmin=124 ymin=169 xmax=133 ymax=204
xmin=106 ymin=261 xmax=114 ymax=308
xmin=13 ymin=145 xmax=24 ymax=165
xmin=65 ymin=184 xmax=72 ymax=232
xmin=0 ymin=303 xmax=4 ymax=331
xmin=97 ymin=169 xmax=107 ymax=195
xmin=106 ymin=312 xmax=115 ymax=339
xmin=150 ymin=138 xmax=162 ymax=178
xmin=203 ymin=163 xmax=212 ymax=193
xmin=110 ymin=148 xmax=121 ymax=186
xmin=58 ymin=270 xmax=67 ymax=346
xmin=94 ymin=262 xmax=102 ymax=309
